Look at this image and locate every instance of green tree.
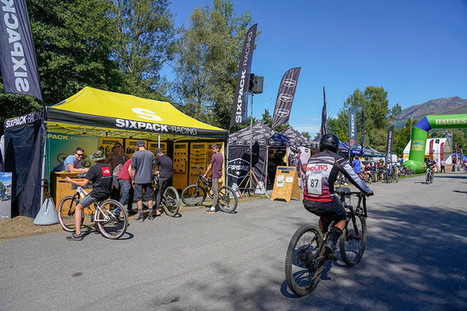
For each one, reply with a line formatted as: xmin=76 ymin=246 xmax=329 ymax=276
xmin=261 ymin=109 xmax=272 ymax=127
xmin=173 ymin=0 xmax=254 ymax=129
xmin=112 ymin=0 xmax=176 ymax=99
xmin=393 ymin=118 xmax=417 ymax=156
xmin=327 ymin=86 xmax=401 ymax=151
xmin=0 ymin=0 xmax=124 ymax=134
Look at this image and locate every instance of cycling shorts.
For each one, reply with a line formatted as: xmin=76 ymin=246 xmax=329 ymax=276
xmin=303 ymin=196 xmax=346 ymax=222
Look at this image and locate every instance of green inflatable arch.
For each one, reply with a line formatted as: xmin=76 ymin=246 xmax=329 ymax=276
xmin=404 ymin=114 xmax=467 ymax=172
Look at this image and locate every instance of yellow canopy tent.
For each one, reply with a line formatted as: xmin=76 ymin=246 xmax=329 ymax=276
xmin=47 ymin=87 xmax=228 ymax=141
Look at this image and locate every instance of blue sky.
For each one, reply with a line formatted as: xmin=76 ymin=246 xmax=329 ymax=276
xmin=167 ymin=0 xmax=467 ymax=136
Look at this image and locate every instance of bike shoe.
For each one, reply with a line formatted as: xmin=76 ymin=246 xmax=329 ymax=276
xmin=127 ymin=209 xmax=137 ymax=216
xmin=324 ymin=242 xmax=338 ymax=261
xmin=154 ymin=210 xmax=161 ymax=216
xmin=66 ymin=233 xmax=84 ymax=241
xmin=147 ymin=214 xmax=155 ymax=221
xmin=135 ymin=215 xmax=144 ymax=222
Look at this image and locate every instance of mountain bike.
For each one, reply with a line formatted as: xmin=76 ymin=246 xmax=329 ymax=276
xmin=153 ymin=175 xmax=180 ymax=217
xmin=58 ymin=187 xmax=128 ymax=239
xmin=181 ymin=165 xmax=238 ymax=213
xmin=285 ymin=187 xmax=368 ymax=296
xmin=425 ymin=168 xmax=434 ymax=184
xmin=360 ymin=170 xmax=374 ymax=183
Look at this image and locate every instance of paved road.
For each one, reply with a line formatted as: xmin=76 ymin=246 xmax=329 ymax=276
xmin=1 ymin=172 xmax=466 ymax=311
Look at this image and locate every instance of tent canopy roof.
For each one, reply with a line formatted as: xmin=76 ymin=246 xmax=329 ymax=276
xmin=280 ymin=126 xmax=318 ymax=148
xmin=47 ymin=87 xmax=228 ymax=141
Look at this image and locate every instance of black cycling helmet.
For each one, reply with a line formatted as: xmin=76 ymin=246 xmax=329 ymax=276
xmin=320 ymin=133 xmax=339 ymax=153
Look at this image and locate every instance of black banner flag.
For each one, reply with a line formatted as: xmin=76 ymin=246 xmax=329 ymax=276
xmin=361 ymin=111 xmax=365 ymax=153
xmin=230 ymin=24 xmax=257 ymax=128
xmin=348 ymin=107 xmax=357 ymax=150
xmin=0 ymin=0 xmax=42 ymax=101
xmin=271 ymin=67 xmax=301 ymax=129
xmin=321 ymin=86 xmax=327 ymax=136
xmin=385 ymin=126 xmax=394 ymax=164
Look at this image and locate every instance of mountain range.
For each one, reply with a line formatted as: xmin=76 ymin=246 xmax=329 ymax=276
xmin=394 ymin=96 xmax=467 ymax=128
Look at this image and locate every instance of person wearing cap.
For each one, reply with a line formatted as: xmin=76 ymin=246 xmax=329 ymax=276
xmin=130 ymin=140 xmax=155 ymax=221
xmin=63 ymin=150 xmax=113 ymax=241
xmin=153 ymin=148 xmax=173 ymax=217
xmin=105 ymin=142 xmax=129 ymax=200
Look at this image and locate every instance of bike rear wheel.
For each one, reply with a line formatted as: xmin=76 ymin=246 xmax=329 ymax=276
xmin=339 ymin=214 xmax=367 ymax=266
xmin=285 ymin=224 xmax=324 ymax=296
xmin=58 ymin=195 xmax=84 ymax=232
xmin=96 ymin=199 xmax=128 ymax=239
xmin=218 ymin=186 xmax=237 ymax=213
xmin=162 ymin=186 xmax=180 ymax=217
xmin=181 ymin=185 xmax=206 ymax=206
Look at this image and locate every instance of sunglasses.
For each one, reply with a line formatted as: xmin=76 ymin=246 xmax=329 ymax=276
xmin=75 ymin=153 xmax=84 ymax=157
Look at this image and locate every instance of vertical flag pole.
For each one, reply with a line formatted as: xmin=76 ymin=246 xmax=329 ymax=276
xmin=249 ymin=92 xmax=254 ymax=192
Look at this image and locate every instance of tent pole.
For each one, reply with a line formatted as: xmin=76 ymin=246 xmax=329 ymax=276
xmin=158 ymin=134 xmax=160 ymax=148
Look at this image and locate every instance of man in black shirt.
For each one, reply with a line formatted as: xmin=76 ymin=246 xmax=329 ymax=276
xmin=64 ymin=150 xmax=112 ymax=241
xmin=152 ymin=148 xmax=173 ymax=218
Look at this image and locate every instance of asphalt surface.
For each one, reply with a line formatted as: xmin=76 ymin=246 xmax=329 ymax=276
xmin=0 ymin=172 xmax=466 ymax=311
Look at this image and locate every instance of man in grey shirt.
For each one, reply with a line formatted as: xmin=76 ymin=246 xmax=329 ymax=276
xmin=130 ymin=140 xmax=155 ymax=221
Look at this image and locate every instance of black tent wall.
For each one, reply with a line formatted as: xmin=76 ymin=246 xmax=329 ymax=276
xmin=5 ymin=121 xmax=45 ymax=218
xmin=227 ymin=142 xmax=267 ymax=188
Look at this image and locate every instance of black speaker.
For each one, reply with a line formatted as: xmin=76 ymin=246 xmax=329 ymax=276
xmin=249 ymin=74 xmax=255 ymax=91
xmin=249 ymin=75 xmax=263 ymax=94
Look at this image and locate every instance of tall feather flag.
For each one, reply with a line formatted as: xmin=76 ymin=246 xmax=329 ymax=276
xmin=348 ymin=107 xmax=357 ymax=150
xmin=0 ymin=0 xmax=42 ymax=101
xmin=271 ymin=67 xmax=301 ymax=129
xmin=321 ymin=86 xmax=327 ymax=136
xmin=385 ymin=126 xmax=395 ymax=164
xmin=361 ymin=111 xmax=365 ymax=154
xmin=230 ymin=24 xmax=257 ymax=128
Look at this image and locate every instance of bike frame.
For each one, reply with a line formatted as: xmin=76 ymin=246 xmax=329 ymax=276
xmin=193 ymin=167 xmax=215 ymax=199
xmin=73 ymin=187 xmax=112 ymax=222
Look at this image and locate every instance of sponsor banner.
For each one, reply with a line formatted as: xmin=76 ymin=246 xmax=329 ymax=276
xmin=348 ymin=107 xmax=357 ymax=150
xmin=230 ymin=24 xmax=257 ymax=128
xmin=4 ymin=110 xmax=45 ymax=129
xmin=271 ymin=67 xmax=301 ymax=129
xmin=47 ymin=108 xmax=228 ymax=139
xmin=227 ymin=157 xmax=250 ymax=179
xmin=321 ymin=86 xmax=327 ymax=136
xmin=0 ymin=172 xmax=12 ymax=219
xmin=361 ymin=111 xmax=365 ymax=153
xmin=385 ymin=126 xmax=394 ymax=164
xmin=45 ymin=132 xmax=99 ymax=178
xmin=411 ymin=140 xmax=424 ymax=151
xmin=0 ymin=0 xmax=42 ymax=100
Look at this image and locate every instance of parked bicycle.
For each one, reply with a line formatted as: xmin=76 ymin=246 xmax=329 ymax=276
xmin=153 ymin=175 xmax=180 ymax=217
xmin=181 ymin=165 xmax=237 ymax=213
xmin=58 ymin=186 xmax=128 ymax=239
xmin=285 ymin=187 xmax=368 ymax=296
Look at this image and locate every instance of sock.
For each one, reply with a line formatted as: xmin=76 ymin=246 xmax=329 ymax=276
xmin=138 ymin=209 xmax=143 ymax=216
xmin=329 ymin=227 xmax=343 ymax=246
xmin=149 ymin=208 xmax=153 ymax=215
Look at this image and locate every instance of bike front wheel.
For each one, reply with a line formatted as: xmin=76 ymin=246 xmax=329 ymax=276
xmin=285 ymin=224 xmax=324 ymax=296
xmin=58 ymin=195 xmax=84 ymax=232
xmin=339 ymin=214 xmax=367 ymax=266
xmin=218 ymin=186 xmax=238 ymax=213
xmin=96 ymin=199 xmax=128 ymax=239
xmin=162 ymin=186 xmax=180 ymax=217
xmin=181 ymin=185 xmax=206 ymax=206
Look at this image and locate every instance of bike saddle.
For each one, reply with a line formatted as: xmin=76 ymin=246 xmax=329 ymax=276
xmin=335 ymin=187 xmax=351 ymax=196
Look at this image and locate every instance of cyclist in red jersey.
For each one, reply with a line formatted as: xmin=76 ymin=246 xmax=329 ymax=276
xmin=303 ymin=134 xmax=374 ymax=260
